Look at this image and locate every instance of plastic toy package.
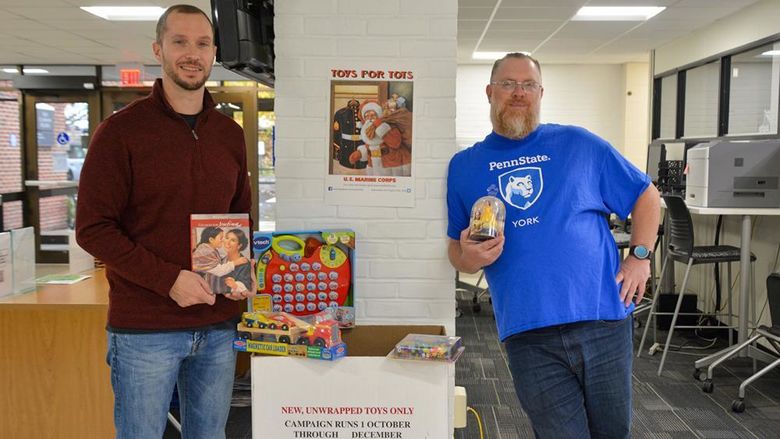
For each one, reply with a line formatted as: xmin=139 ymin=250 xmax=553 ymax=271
xmin=468 ymin=196 xmax=505 ymax=241
xmin=232 ymin=310 xmax=347 ymax=361
xmin=387 ymin=334 xmax=465 ymax=363
xmin=250 ymin=230 xmax=355 ymax=328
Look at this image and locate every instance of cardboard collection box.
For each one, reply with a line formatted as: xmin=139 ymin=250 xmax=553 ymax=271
xmin=251 ymin=325 xmax=454 ymax=439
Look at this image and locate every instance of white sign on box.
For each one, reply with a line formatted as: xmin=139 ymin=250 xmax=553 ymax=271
xmin=251 ymin=356 xmax=454 ymax=438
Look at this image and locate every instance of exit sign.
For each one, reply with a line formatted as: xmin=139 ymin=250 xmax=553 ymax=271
xmin=119 ymin=68 xmax=142 ymax=86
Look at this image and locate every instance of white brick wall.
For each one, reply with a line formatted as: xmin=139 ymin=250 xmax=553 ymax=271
xmin=275 ymin=0 xmax=457 ymax=334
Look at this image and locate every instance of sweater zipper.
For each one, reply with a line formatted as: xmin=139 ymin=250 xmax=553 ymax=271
xmin=191 ymin=129 xmax=199 ymax=140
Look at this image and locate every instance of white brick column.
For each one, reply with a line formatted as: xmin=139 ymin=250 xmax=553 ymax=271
xmin=274 ymin=0 xmax=458 ymax=334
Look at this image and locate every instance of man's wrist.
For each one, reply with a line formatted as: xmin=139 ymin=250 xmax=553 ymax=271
xmin=628 ymin=244 xmax=653 ymax=260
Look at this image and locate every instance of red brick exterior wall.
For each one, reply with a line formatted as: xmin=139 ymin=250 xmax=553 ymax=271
xmin=0 ymin=93 xmax=72 ymax=231
xmin=0 ymin=90 xmax=23 ymax=229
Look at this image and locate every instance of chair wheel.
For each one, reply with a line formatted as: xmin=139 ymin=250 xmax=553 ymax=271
xmin=702 ymin=380 xmax=714 ymax=393
xmin=693 ymin=368 xmax=707 ymax=381
xmin=731 ymin=399 xmax=745 ymax=413
xmin=473 ymin=303 xmax=482 ymax=313
xmin=633 ymin=319 xmax=642 ymax=330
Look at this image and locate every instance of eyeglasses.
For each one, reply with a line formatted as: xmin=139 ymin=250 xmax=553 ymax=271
xmin=491 ymin=80 xmax=542 ymax=93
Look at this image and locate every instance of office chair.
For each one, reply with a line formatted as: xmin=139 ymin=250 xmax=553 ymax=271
xmin=637 ymin=195 xmax=756 ymax=376
xmin=455 ymin=271 xmax=490 ymax=313
xmin=611 ymin=220 xmax=663 ymax=325
xmin=700 ymin=273 xmax=780 ymax=412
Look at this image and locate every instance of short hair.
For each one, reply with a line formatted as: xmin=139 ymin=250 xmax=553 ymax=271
xmin=490 ymin=52 xmax=542 ymax=81
xmin=226 ymin=228 xmax=249 ymax=252
xmin=198 ymin=227 xmax=223 ymax=245
xmin=155 ymin=4 xmax=214 ymax=44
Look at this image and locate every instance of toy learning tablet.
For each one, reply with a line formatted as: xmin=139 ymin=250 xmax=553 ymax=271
xmin=254 ymin=230 xmax=354 ymax=317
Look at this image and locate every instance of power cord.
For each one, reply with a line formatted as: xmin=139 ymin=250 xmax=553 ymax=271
xmin=467 ymin=406 xmax=485 ymax=439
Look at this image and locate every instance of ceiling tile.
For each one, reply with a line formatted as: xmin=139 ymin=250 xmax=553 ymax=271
xmin=5 ymin=6 xmax=94 ymax=20
xmin=458 ymin=20 xmax=487 ymax=31
xmin=495 ymin=7 xmax=579 ymax=20
xmin=555 ymin=21 xmax=638 ymax=39
xmin=500 ymin=0 xmax=585 ymax=6
xmin=478 ymin=39 xmax=547 ymax=52
xmin=488 ymin=20 xmax=564 ymax=32
xmin=459 ymin=7 xmax=495 ymax=20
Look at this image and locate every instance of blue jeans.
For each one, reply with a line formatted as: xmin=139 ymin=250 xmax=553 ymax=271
xmin=504 ymin=317 xmax=633 ymax=439
xmin=107 ymin=328 xmax=237 ymax=439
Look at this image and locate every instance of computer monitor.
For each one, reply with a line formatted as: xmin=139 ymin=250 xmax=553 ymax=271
xmin=645 ymin=141 xmax=664 ymax=185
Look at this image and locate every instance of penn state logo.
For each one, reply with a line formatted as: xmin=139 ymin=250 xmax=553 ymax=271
xmin=498 ymin=167 xmax=543 ymax=210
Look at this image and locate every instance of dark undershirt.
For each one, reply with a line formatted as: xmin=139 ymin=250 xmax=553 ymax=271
xmin=179 ymin=112 xmax=198 ymax=129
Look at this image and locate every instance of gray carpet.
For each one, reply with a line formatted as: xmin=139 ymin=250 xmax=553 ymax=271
xmin=206 ymin=295 xmax=780 ymax=439
xmin=452 ymin=294 xmax=780 ymax=439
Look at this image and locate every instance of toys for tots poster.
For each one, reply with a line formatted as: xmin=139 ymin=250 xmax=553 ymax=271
xmin=325 ymin=68 xmax=415 ymax=207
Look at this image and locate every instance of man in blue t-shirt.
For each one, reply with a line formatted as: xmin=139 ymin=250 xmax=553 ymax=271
xmin=447 ymin=53 xmax=660 ymax=438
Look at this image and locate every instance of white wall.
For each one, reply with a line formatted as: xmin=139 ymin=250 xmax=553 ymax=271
xmin=654 ymin=0 xmax=780 ymax=334
xmin=457 ymin=63 xmax=650 ymax=169
xmin=274 ymin=0 xmax=458 ymax=334
xmin=654 ymin=0 xmax=780 ymax=73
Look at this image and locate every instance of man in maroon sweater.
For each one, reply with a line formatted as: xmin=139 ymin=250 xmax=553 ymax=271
xmin=75 ymin=5 xmax=252 ymax=438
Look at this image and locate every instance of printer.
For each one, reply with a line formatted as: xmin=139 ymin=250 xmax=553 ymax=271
xmin=686 ymin=139 xmax=780 ymax=208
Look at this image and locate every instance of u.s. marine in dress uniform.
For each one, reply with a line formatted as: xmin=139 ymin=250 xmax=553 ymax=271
xmin=332 ymin=98 xmax=366 ymax=174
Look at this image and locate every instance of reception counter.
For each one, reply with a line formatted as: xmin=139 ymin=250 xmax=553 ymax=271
xmin=0 ymin=269 xmax=114 ymax=438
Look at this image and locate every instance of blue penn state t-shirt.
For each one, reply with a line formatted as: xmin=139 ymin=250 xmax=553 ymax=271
xmin=447 ymin=124 xmax=650 ymax=341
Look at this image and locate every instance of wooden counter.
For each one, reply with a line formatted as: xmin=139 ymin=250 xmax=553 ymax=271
xmin=0 ymin=269 xmax=114 ymax=438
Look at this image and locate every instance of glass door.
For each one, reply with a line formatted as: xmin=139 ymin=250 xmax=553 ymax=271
xmin=22 ymin=92 xmax=99 ymax=263
xmin=101 ymin=89 xmax=149 ymax=118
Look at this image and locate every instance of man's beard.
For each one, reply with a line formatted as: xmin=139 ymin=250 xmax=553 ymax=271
xmin=491 ymin=102 xmax=539 ymax=139
xmin=163 ymin=58 xmax=210 ymax=91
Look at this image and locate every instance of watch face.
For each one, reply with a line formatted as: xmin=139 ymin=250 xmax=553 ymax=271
xmin=633 ymin=245 xmax=650 ymax=259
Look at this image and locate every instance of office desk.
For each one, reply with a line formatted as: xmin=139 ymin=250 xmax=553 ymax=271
xmin=0 ymin=269 xmax=114 ymax=438
xmin=672 ymin=204 xmax=780 ymax=367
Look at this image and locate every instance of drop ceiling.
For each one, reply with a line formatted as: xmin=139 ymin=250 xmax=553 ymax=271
xmin=0 ymin=0 xmax=765 ymax=67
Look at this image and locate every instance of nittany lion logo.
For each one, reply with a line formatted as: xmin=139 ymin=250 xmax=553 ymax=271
xmin=498 ymin=167 xmax=543 ymax=210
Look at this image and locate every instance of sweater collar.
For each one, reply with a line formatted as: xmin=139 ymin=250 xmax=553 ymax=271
xmin=150 ymin=78 xmax=216 ymax=118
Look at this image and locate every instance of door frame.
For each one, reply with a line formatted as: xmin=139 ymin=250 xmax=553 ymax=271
xmin=22 ymin=90 xmax=100 ymax=263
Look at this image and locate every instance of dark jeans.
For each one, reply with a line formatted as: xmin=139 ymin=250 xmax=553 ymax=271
xmin=504 ymin=316 xmax=633 ymax=439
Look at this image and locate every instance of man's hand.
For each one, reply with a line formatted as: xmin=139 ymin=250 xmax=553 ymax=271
xmin=451 ymin=228 xmax=505 ymax=273
xmin=349 ymin=150 xmax=361 ymax=164
xmin=615 ymin=256 xmax=651 ymax=306
xmin=224 ymin=260 xmax=258 ymax=302
xmin=169 ymin=270 xmax=216 ymax=307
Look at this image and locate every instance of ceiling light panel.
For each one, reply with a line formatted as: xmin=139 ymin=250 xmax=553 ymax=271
xmin=573 ymin=6 xmax=666 ymax=21
xmin=80 ymin=6 xmax=166 ymax=21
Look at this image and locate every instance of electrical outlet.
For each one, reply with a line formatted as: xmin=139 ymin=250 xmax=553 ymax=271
xmin=454 ymin=386 xmax=467 ymax=429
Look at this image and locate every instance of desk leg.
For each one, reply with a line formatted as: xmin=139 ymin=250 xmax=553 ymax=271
xmin=738 ymin=215 xmax=751 ymax=356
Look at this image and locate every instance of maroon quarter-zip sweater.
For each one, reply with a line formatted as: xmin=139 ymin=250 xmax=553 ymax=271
xmin=76 ymin=79 xmax=251 ymax=330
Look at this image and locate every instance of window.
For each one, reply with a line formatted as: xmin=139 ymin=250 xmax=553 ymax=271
xmin=683 ymin=61 xmax=720 ymax=138
xmin=0 ymin=88 xmax=23 ymax=229
xmin=728 ymin=41 xmax=780 ymax=135
xmin=659 ymin=75 xmax=677 ymax=139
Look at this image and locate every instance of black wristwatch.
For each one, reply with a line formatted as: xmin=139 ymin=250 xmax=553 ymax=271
xmin=629 ymin=244 xmax=652 ymax=260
